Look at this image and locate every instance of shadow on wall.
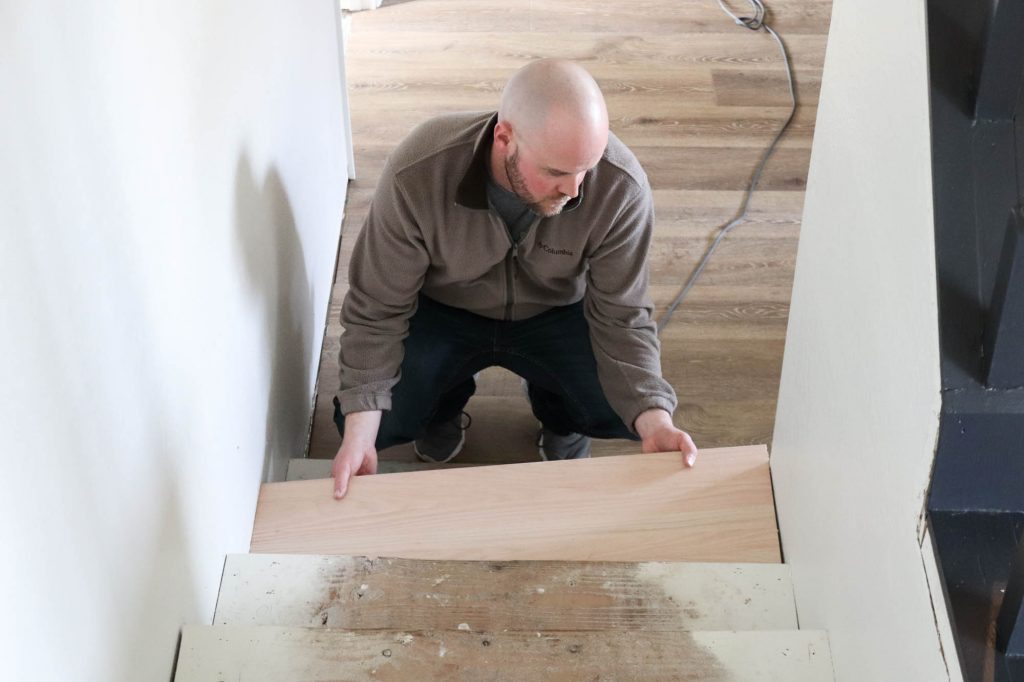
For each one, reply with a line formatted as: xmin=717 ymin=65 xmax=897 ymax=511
xmin=234 ymin=154 xmax=313 ymax=482
xmin=112 ymin=448 xmax=201 ymax=682
xmin=114 ymin=155 xmax=314 ymax=680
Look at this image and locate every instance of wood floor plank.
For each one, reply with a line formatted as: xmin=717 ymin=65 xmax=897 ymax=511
xmin=216 ymin=554 xmax=797 ymax=632
xmin=344 ymin=32 xmax=826 ymax=71
xmin=345 ymin=66 xmax=821 ymax=106
xmin=350 ymin=106 xmax=819 ymax=149
xmin=711 ymin=69 xmax=816 ymax=107
xmin=251 ymin=446 xmax=780 ymax=563
xmin=175 ymin=625 xmax=835 ymax=681
xmin=356 ymin=0 xmax=833 ymax=36
xmin=653 ymin=188 xmax=807 ymax=222
xmin=351 ymin=116 xmax=816 ymax=151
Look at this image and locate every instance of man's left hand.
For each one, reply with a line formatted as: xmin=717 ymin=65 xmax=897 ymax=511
xmin=634 ymin=408 xmax=698 ymax=467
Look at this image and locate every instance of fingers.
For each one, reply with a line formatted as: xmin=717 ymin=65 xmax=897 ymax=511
xmin=680 ymin=431 xmax=698 ymax=468
xmin=333 ymin=441 xmax=378 ymax=500
xmin=333 ymin=461 xmax=352 ymax=500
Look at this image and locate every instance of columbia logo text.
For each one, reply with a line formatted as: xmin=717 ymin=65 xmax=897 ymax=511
xmin=537 ymin=240 xmax=574 ymax=256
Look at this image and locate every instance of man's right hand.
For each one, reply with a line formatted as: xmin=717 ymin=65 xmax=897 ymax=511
xmin=332 ymin=410 xmax=383 ymax=499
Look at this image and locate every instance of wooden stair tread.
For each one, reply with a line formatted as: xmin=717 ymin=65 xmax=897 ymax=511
xmin=175 ymin=625 xmax=833 ymax=681
xmin=251 ymin=445 xmax=780 ymax=563
xmin=215 ymin=554 xmax=797 ymax=632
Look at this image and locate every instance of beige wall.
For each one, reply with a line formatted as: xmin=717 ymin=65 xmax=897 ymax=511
xmin=0 ymin=1 xmax=349 ymax=680
xmin=771 ymin=0 xmax=960 ymax=680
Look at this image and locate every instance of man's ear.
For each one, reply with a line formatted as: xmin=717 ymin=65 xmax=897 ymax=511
xmin=493 ymin=120 xmax=514 ymax=152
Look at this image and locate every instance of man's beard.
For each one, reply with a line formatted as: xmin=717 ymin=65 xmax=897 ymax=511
xmin=505 ymin=149 xmax=570 ymax=218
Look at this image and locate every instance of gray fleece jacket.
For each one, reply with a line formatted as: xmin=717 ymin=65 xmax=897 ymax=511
xmin=336 ymin=111 xmax=677 ymax=431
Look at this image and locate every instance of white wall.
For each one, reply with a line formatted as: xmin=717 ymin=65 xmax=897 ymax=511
xmin=771 ymin=0 xmax=959 ymax=680
xmin=0 ymin=2 xmax=348 ymax=680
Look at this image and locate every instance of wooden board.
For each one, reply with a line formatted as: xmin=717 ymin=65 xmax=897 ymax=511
xmin=251 ymin=445 xmax=780 ymax=563
xmin=215 ymin=554 xmax=797 ymax=632
xmin=175 ymin=625 xmax=834 ymax=681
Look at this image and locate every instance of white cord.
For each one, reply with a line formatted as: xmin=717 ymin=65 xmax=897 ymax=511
xmin=656 ymin=0 xmax=797 ymax=334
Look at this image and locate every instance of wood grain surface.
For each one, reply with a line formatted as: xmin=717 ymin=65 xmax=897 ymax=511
xmin=175 ymin=625 xmax=835 ymax=681
xmin=306 ymin=0 xmax=832 ymax=465
xmin=216 ymin=553 xmax=798 ymax=632
xmin=251 ymin=445 xmax=781 ymax=563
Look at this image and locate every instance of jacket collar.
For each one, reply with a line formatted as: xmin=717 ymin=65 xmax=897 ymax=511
xmin=455 ymin=112 xmax=584 ymax=214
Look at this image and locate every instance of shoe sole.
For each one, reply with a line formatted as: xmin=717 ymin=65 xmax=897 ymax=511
xmin=413 ymin=429 xmax=466 ymax=464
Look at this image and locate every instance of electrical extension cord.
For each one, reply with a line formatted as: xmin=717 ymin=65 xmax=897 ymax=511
xmin=656 ymin=0 xmax=797 ymax=334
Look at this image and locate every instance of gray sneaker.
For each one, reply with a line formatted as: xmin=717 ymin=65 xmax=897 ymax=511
xmin=537 ymin=427 xmax=591 ymax=460
xmin=414 ymin=412 xmax=471 ymax=463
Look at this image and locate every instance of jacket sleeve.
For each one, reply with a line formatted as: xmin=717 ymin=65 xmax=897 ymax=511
xmin=336 ymin=162 xmax=429 ymax=414
xmin=584 ymin=177 xmax=678 ymax=432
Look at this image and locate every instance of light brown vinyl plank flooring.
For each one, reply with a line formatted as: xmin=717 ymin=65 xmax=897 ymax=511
xmin=307 ymin=0 xmax=832 ymax=465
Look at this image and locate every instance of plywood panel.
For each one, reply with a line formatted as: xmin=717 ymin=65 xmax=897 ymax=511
xmin=216 ymin=554 xmax=797 ymax=632
xmin=175 ymin=625 xmax=835 ymax=681
xmin=251 ymin=446 xmax=781 ymax=563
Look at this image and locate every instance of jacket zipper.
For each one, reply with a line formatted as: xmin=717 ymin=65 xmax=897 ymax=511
xmin=505 ymin=238 xmax=520 ymax=321
xmin=500 ymin=215 xmax=537 ymax=321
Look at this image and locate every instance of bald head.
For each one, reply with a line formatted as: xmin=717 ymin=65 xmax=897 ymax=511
xmin=498 ymin=59 xmax=609 ymax=155
xmin=490 ymin=60 xmax=610 ymax=216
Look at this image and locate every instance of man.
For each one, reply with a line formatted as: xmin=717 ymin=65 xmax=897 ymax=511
xmin=331 ymin=59 xmax=698 ymax=500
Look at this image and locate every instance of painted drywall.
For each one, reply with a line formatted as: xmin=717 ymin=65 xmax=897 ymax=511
xmin=0 ymin=2 xmax=348 ymax=680
xmin=770 ymin=0 xmax=956 ymax=680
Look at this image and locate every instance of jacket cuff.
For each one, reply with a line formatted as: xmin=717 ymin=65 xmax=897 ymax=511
xmin=626 ymin=398 xmax=677 ymax=436
xmin=337 ymin=390 xmax=392 ymax=415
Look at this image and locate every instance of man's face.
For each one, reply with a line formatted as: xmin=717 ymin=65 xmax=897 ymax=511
xmin=504 ymin=134 xmax=604 ymax=218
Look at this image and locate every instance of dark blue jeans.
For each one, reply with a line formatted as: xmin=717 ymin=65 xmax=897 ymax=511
xmin=334 ymin=295 xmax=638 ymax=451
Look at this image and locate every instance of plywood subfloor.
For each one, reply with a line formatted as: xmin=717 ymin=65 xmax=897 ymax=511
xmin=307 ymin=0 xmax=832 ymax=465
xmin=251 ymin=445 xmax=780 ymax=563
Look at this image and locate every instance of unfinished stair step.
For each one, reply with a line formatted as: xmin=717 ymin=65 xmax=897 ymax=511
xmin=254 ymin=446 xmax=779 ymax=563
xmin=287 ymin=458 xmax=333 ymax=480
xmin=287 ymin=458 xmax=479 ymax=480
xmin=175 ymin=625 xmax=834 ymax=681
xmin=215 ymin=554 xmax=798 ymax=632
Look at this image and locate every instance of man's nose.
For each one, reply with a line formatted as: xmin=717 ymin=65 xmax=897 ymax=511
xmin=559 ymin=172 xmax=586 ymax=198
